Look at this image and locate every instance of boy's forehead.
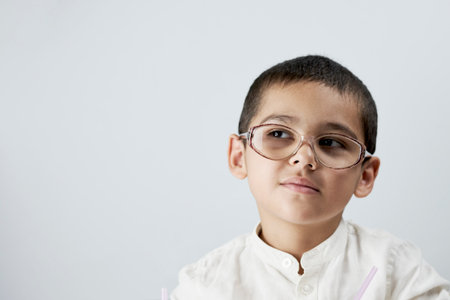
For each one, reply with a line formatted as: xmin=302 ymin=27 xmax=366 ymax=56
xmin=254 ymin=81 xmax=364 ymax=139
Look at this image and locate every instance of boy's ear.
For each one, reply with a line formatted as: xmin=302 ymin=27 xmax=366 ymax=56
xmin=354 ymin=156 xmax=381 ymax=198
xmin=228 ymin=134 xmax=247 ymax=179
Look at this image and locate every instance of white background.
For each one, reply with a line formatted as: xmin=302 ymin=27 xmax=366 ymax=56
xmin=1 ymin=1 xmax=449 ymax=299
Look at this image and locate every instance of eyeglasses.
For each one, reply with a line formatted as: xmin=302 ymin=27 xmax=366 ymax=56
xmin=239 ymin=123 xmax=371 ymax=169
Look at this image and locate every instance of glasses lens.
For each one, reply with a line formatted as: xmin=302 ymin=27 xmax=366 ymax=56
xmin=251 ymin=124 xmax=299 ymax=159
xmin=313 ymin=134 xmax=362 ymax=168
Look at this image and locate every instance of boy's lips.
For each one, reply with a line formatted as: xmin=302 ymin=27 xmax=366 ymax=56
xmin=280 ymin=177 xmax=320 ymax=194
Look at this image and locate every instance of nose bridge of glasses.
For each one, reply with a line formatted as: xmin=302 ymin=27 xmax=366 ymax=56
xmin=291 ymin=135 xmax=315 ymax=159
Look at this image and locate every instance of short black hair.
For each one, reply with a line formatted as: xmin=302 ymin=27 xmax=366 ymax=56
xmin=238 ymin=55 xmax=378 ymax=154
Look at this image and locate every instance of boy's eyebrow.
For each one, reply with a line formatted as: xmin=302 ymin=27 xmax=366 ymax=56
xmin=259 ymin=114 xmax=299 ymax=124
xmin=320 ymin=122 xmax=358 ymax=139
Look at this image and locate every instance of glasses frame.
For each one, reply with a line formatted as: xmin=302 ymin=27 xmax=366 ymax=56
xmin=239 ymin=123 xmax=372 ymax=170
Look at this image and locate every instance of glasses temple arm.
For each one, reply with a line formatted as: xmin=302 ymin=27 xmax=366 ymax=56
xmin=239 ymin=132 xmax=249 ymax=140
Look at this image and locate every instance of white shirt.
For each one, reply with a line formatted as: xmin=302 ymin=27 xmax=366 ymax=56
xmin=171 ymin=220 xmax=450 ymax=299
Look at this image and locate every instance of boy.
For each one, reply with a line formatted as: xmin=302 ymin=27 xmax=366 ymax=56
xmin=171 ymin=55 xmax=450 ymax=299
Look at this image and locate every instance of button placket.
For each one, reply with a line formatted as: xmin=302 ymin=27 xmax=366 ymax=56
xmin=296 ymin=270 xmax=319 ymax=298
xmin=301 ymin=284 xmax=313 ymax=295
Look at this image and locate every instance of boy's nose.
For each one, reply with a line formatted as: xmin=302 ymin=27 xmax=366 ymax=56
xmin=288 ymin=141 xmax=317 ymax=169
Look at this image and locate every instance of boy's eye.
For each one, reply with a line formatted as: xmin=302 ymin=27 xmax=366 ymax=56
xmin=268 ymin=130 xmax=291 ymax=139
xmin=317 ymin=137 xmax=346 ymax=148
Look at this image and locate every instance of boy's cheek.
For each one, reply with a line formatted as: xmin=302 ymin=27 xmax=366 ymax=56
xmin=322 ymin=170 xmax=360 ymax=195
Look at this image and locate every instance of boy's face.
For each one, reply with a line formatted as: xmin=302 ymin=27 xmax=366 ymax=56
xmin=229 ymin=81 xmax=379 ymax=228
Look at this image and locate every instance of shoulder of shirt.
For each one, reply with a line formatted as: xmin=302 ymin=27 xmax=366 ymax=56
xmin=345 ymin=219 xmax=417 ymax=249
xmin=345 ymin=220 xmax=450 ymax=297
xmin=177 ymin=232 xmax=251 ymax=287
xmin=344 ymin=220 xmax=427 ymax=276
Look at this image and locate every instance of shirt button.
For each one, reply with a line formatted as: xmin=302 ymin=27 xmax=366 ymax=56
xmin=301 ymin=284 xmax=313 ymax=295
xmin=282 ymin=258 xmax=292 ymax=268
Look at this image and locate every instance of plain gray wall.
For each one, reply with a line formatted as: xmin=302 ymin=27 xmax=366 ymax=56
xmin=1 ymin=1 xmax=449 ymax=299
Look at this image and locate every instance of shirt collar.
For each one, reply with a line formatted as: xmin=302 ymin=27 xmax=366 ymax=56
xmin=250 ymin=219 xmax=348 ymax=283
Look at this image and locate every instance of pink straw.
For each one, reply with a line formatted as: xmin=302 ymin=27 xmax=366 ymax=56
xmin=354 ymin=266 xmax=377 ymax=300
xmin=161 ymin=287 xmax=168 ymax=300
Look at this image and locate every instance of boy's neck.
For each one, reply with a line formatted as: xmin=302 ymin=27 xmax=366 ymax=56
xmin=258 ymin=213 xmax=343 ymax=274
